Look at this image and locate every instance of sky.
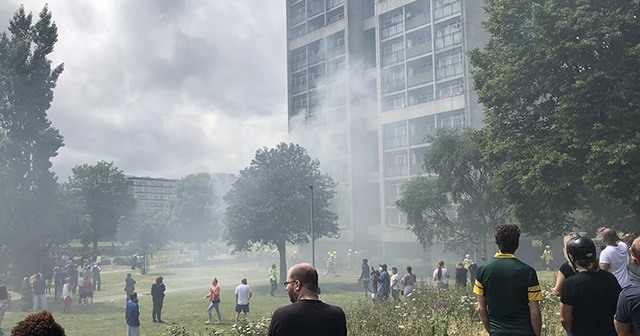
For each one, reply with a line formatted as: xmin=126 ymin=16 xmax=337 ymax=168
xmin=0 ymin=1 xmax=289 ymax=180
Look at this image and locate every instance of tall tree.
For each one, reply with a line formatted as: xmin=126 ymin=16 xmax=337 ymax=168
xmin=396 ymin=128 xmax=509 ymax=257
xmin=168 ymin=173 xmax=217 ymax=256
xmin=117 ymin=207 xmax=171 ymax=253
xmin=66 ymin=161 xmax=135 ymax=253
xmin=0 ymin=5 xmax=64 ymax=282
xmin=469 ymin=0 xmax=640 ymax=230
xmin=223 ymin=143 xmax=339 ymax=282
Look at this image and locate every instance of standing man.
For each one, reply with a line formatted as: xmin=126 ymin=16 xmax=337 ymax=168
xmin=269 ymin=264 xmax=278 ymax=297
xmin=600 ymin=228 xmax=631 ymax=288
xmin=357 ymin=258 xmax=371 ymax=298
xmin=268 ymin=263 xmax=347 ymax=336
xmin=390 ymin=267 xmax=401 ymax=302
xmin=32 ymin=273 xmax=48 ymax=311
xmin=92 ymin=263 xmax=101 ymax=291
xmin=234 ymin=278 xmax=252 ymax=323
xmin=473 ymin=224 xmax=542 ymax=336
xmin=151 ymin=276 xmax=165 ymax=323
xmin=126 ymin=292 xmax=140 ymax=336
xmin=615 ymin=236 xmax=640 ymax=335
xmin=376 ymin=264 xmax=390 ymax=301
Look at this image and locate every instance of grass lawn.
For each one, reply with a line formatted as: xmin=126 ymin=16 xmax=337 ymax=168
xmin=0 ymin=260 xmax=364 ymax=335
xmin=0 ymin=260 xmax=562 ymax=336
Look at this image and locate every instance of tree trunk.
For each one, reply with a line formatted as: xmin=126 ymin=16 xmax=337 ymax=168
xmin=277 ymin=241 xmax=287 ymax=285
xmin=93 ymin=239 xmax=99 ymax=255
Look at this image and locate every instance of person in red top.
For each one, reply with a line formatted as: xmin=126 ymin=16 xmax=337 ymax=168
xmin=204 ymin=278 xmax=221 ymax=325
xmin=82 ymin=275 xmax=93 ymax=305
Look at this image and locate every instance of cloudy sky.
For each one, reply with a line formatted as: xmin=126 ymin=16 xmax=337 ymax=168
xmin=0 ymin=1 xmax=289 ymax=180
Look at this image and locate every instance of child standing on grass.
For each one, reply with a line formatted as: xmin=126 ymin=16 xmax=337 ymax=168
xmin=83 ymin=275 xmax=93 ymax=305
xmin=62 ymin=278 xmax=72 ymax=313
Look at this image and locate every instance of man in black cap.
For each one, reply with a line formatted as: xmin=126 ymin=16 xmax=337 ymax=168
xmin=376 ymin=264 xmax=390 ymax=301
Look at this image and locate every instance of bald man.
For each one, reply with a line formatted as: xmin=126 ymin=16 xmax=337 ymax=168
xmin=600 ymin=228 xmax=631 ymax=288
xmin=267 ymin=263 xmax=347 ymax=336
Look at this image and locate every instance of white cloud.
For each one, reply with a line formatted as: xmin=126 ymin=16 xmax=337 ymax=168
xmin=0 ymin=0 xmax=288 ymax=179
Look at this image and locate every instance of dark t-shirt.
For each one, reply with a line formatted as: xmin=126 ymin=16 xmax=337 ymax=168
xmin=32 ymin=279 xmax=46 ymax=295
xmin=615 ymin=284 xmax=640 ymax=334
xmin=151 ymin=283 xmax=165 ymax=299
xmin=360 ymin=264 xmax=370 ymax=282
xmin=561 ymin=270 xmax=621 ymax=336
xmin=455 ymin=268 xmax=468 ymax=284
xmin=267 ymin=300 xmax=347 ymax=336
xmin=559 ymin=262 xmax=577 ymax=279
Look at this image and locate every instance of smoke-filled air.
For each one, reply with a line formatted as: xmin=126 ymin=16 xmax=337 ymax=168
xmin=0 ymin=0 xmax=639 ymax=335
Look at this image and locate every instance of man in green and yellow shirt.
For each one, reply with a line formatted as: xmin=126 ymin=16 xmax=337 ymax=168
xmin=473 ymin=224 xmax=542 ymax=336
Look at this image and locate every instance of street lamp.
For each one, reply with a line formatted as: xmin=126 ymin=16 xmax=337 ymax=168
xmin=309 ymin=185 xmax=315 ymax=268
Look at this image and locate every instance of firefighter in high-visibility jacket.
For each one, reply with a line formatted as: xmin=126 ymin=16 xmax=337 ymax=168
xmin=269 ymin=264 xmax=278 ymax=296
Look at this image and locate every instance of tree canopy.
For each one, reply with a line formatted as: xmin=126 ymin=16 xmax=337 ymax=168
xmin=223 ymin=143 xmax=338 ymax=281
xmin=0 ymin=5 xmax=64 ymax=282
xmin=396 ymin=128 xmax=508 ymax=257
xmin=469 ymin=0 xmax=640 ymax=231
xmin=66 ymin=161 xmax=135 ymax=253
xmin=167 ymin=173 xmax=218 ymax=254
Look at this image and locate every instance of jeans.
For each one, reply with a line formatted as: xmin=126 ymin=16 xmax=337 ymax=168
xmin=33 ymin=294 xmax=48 ymax=311
xmin=126 ymin=325 xmax=140 ymax=336
xmin=207 ymin=302 xmax=221 ymax=322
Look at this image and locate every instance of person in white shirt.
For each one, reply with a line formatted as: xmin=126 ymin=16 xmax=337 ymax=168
xmin=600 ymin=228 xmax=631 ymax=288
xmin=433 ymin=261 xmax=449 ymax=289
xmin=390 ymin=267 xmax=401 ymax=301
xmin=234 ymin=278 xmax=252 ymax=322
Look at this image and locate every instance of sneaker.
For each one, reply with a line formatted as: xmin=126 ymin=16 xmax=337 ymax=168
xmin=205 ymin=321 xmax=211 ymax=325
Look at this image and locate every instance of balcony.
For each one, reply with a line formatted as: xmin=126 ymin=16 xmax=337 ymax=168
xmin=406 ymin=12 xmax=430 ymax=30
xmin=382 ymin=78 xmax=405 ymax=94
xmin=436 ymin=62 xmax=463 ymax=80
xmin=434 ymin=1 xmax=461 ymax=20
xmin=384 ymin=136 xmax=407 ymax=149
xmin=381 ymin=49 xmax=405 ymax=67
xmin=406 ymin=42 xmax=431 ymax=59
xmin=381 ymin=22 xmax=404 ymax=39
xmin=435 ymin=31 xmax=462 ymax=50
xmin=407 ymin=70 xmax=433 ymax=87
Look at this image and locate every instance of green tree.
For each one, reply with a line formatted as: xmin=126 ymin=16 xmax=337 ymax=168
xmin=469 ymin=0 xmax=640 ymax=230
xmin=396 ymin=129 xmax=508 ymax=257
xmin=168 ymin=173 xmax=217 ymax=256
xmin=223 ymin=143 xmax=339 ymax=282
xmin=66 ymin=161 xmax=135 ymax=253
xmin=117 ymin=208 xmax=171 ymax=253
xmin=0 ymin=5 xmax=64 ymax=282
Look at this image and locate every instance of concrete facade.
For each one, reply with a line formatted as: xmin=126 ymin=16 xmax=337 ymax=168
xmin=286 ymin=0 xmax=488 ymax=246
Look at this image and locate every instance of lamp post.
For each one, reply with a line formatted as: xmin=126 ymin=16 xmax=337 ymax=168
xmin=309 ymin=185 xmax=315 ymax=268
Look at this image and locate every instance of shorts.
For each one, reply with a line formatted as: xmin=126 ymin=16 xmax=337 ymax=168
xmin=64 ymin=297 xmax=73 ymax=305
xmin=235 ymin=304 xmax=249 ymax=313
xmin=362 ymin=280 xmax=370 ymax=289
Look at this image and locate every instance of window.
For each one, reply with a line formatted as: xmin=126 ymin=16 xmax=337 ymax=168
xmin=328 ymin=57 xmax=345 ymax=75
xmin=293 ymin=95 xmax=308 ymax=110
xmin=327 ymin=31 xmax=345 ymax=57
xmin=436 ymin=50 xmax=463 ymax=79
xmin=436 ymin=21 xmax=461 ymax=38
xmin=381 ymin=11 xmax=404 ymax=39
xmin=328 ymin=8 xmax=344 ymax=23
xmin=326 ymin=0 xmax=344 ymax=10
xmin=385 ymin=151 xmax=408 ymax=177
xmin=438 ymin=110 xmax=464 ymax=128
xmin=292 ymin=72 xmax=308 ymax=93
xmin=384 ymin=123 xmax=407 ymax=149
xmin=438 ymin=79 xmax=464 ymax=98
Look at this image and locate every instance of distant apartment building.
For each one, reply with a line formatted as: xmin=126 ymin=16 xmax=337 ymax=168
xmin=286 ymin=0 xmax=488 ymax=247
xmin=126 ymin=173 xmax=236 ymax=213
xmin=126 ymin=176 xmax=178 ymax=212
